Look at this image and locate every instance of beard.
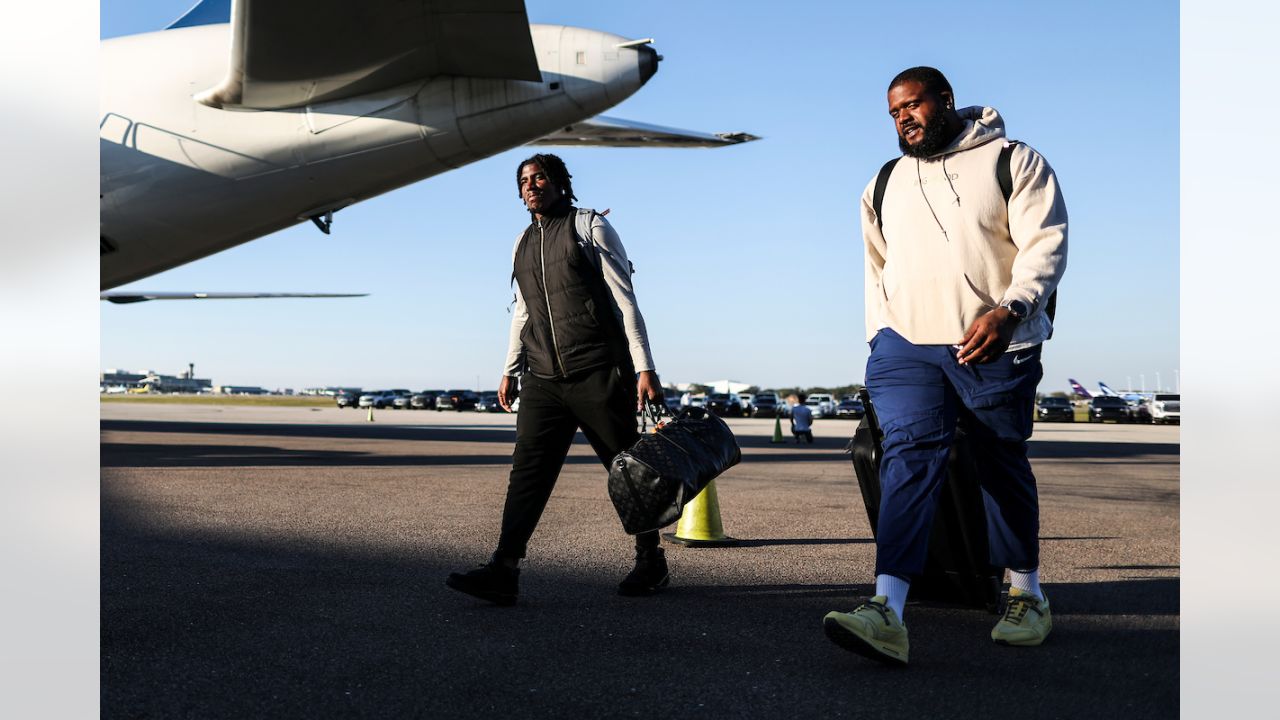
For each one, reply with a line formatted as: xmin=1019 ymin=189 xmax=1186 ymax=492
xmin=898 ymin=106 xmax=952 ymax=158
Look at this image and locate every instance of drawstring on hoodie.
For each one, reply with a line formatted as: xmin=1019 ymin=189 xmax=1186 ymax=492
xmin=941 ymin=156 xmax=962 ymax=206
xmin=916 ymin=156 xmax=964 ymax=243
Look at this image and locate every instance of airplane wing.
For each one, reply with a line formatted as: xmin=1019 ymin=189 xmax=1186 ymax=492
xmin=192 ymin=0 xmax=542 ymax=110
xmin=101 ymin=292 xmax=368 ymax=304
xmin=530 ymin=116 xmax=761 ymax=148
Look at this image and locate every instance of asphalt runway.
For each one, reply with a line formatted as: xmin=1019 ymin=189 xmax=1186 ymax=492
xmin=101 ymin=404 xmax=1179 ymax=718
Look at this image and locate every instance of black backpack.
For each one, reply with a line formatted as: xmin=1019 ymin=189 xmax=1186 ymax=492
xmin=871 ymin=141 xmax=1057 ymax=326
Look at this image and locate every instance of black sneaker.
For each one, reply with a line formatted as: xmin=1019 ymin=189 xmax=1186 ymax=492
xmin=445 ymin=561 xmax=519 ymax=606
xmin=617 ymin=548 xmax=670 ymax=597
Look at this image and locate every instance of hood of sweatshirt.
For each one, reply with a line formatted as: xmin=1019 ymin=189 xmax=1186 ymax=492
xmin=927 ymin=106 xmax=1005 ymax=158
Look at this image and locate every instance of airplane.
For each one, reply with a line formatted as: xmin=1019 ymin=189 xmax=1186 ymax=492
xmin=1068 ymin=379 xmax=1147 ymax=403
xmin=1067 ymin=379 xmax=1096 ymax=399
xmin=100 ymin=0 xmax=758 ymax=298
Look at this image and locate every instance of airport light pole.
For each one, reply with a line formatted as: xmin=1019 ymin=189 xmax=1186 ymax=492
xmin=1156 ymin=371 xmax=1162 ymax=393
xmin=1174 ymin=369 xmax=1180 ymax=393
xmin=1140 ymin=374 xmax=1146 ymax=393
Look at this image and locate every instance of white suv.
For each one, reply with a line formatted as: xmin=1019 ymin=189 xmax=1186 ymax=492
xmin=358 ymin=390 xmax=398 ymax=409
xmin=1149 ymin=393 xmax=1180 ymax=424
xmin=805 ymin=393 xmax=836 ymax=418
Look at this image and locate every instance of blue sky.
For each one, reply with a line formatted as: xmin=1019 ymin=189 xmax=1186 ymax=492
xmin=100 ymin=0 xmax=1179 ymax=394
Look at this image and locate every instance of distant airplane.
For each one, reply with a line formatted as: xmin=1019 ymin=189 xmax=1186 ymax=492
xmin=100 ymin=0 xmax=758 ymax=297
xmin=1068 ymin=379 xmax=1146 ymax=403
xmin=1097 ymin=381 xmax=1123 ymax=397
xmin=1067 ymin=379 xmax=1097 ymax=399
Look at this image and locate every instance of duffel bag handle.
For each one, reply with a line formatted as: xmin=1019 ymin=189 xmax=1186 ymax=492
xmin=640 ymin=398 xmax=669 ymax=434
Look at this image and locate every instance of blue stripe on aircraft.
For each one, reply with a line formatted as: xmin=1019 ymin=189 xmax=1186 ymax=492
xmin=167 ymin=0 xmax=231 ymax=29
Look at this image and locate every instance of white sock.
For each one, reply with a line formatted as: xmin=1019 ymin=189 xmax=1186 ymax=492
xmin=874 ymin=574 xmax=910 ymax=620
xmin=1009 ymin=568 xmax=1042 ymax=599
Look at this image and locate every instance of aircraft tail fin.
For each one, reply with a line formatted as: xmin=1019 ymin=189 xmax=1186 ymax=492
xmin=1068 ymin=379 xmax=1093 ymax=399
xmin=1098 ymin=382 xmax=1120 ymax=397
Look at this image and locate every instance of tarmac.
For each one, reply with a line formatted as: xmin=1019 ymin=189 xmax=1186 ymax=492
xmin=101 ymin=403 xmax=1179 ymax=718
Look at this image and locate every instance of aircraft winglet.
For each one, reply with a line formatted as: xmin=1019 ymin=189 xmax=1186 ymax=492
xmin=101 ymin=292 xmax=368 ymax=304
xmin=531 ymin=115 xmax=760 ymax=148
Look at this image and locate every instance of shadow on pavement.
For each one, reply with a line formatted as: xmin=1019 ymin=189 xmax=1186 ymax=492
xmin=101 ymin=419 xmax=520 ymax=444
xmin=100 ymin=442 xmax=571 ymax=469
xmin=102 ymin=482 xmax=1179 ymax=719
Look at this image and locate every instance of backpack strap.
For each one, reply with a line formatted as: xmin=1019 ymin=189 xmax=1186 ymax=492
xmin=871 ymin=158 xmax=898 ymax=230
xmin=997 ymin=140 xmax=1018 ymax=203
xmin=1000 ymin=140 xmax=1058 ymax=326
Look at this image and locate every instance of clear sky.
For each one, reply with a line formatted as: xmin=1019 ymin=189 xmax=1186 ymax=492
xmin=99 ymin=0 xmax=1179 ymax=395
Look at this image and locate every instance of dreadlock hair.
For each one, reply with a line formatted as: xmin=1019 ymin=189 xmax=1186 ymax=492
xmin=515 ymin=153 xmax=577 ymax=203
xmin=888 ymin=66 xmax=954 ymax=99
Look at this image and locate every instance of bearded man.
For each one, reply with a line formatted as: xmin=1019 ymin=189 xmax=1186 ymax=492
xmin=823 ymin=67 xmax=1068 ymax=665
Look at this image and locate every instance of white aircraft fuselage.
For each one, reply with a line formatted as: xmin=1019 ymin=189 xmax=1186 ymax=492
xmin=100 ymin=24 xmax=657 ymax=289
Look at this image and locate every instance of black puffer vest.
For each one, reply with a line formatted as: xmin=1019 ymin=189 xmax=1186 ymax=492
xmin=514 ymin=205 xmax=628 ymax=379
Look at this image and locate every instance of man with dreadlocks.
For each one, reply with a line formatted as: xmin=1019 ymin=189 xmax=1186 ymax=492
xmin=446 ymin=153 xmax=668 ymax=605
xmin=821 ymin=67 xmax=1068 ymax=664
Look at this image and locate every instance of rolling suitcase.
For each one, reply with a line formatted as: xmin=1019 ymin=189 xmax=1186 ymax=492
xmin=848 ymin=388 xmax=1004 ymax=613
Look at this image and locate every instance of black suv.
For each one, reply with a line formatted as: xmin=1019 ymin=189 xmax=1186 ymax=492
xmin=411 ymin=390 xmax=442 ymax=410
xmin=706 ymin=393 xmax=744 ymax=417
xmin=747 ymin=389 xmax=778 ymax=417
xmin=1088 ymin=396 xmax=1130 ymax=423
xmin=1036 ymin=396 xmax=1075 ymax=422
xmin=437 ymin=389 xmax=479 ymax=411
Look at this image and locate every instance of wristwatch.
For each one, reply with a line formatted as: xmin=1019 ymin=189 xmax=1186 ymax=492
xmin=1001 ymin=299 xmax=1030 ymax=322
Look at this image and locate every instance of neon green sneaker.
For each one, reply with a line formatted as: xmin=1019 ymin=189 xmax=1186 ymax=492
xmin=823 ymin=596 xmax=909 ymax=666
xmin=991 ymin=588 xmax=1052 ymax=646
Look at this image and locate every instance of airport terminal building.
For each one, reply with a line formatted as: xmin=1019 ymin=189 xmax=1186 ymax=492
xmin=101 ymin=368 xmax=212 ymax=394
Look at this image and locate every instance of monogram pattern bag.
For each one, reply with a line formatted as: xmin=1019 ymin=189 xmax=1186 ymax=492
xmin=607 ymin=403 xmax=741 ymax=534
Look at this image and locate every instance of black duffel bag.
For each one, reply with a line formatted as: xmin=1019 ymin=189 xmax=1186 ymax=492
xmin=608 ymin=403 xmax=741 ymax=534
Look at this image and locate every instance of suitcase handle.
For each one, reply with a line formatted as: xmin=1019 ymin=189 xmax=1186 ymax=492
xmin=857 ymin=387 xmax=881 ymax=432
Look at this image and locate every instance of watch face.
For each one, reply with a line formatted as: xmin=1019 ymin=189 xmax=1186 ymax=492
xmin=1007 ymin=300 xmax=1029 ymax=318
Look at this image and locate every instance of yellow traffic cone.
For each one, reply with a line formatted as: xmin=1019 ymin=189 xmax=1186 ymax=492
xmin=367 ymin=406 xmax=374 ymax=422
xmin=771 ymin=414 xmax=784 ymax=443
xmin=662 ymin=480 xmax=737 ymax=547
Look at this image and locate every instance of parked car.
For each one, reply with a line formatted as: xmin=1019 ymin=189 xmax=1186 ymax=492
xmin=410 ymin=390 xmax=442 ymax=410
xmin=475 ymin=392 xmax=503 ymax=413
xmin=836 ymin=395 xmax=865 ymax=419
xmin=707 ymin=392 xmax=745 ymax=417
xmin=1149 ymin=393 xmax=1180 ymax=424
xmin=1087 ymin=396 xmax=1130 ymax=423
xmin=335 ymin=391 xmax=360 ymax=409
xmin=437 ymin=389 xmax=479 ymax=411
xmin=358 ymin=390 xmax=398 ymax=409
xmin=805 ymin=393 xmax=836 ymax=419
xmin=392 ymin=393 xmax=414 ymax=409
xmin=1036 ymin=396 xmax=1075 ymax=422
xmin=753 ymin=391 xmax=781 ymax=418
xmin=688 ymin=394 xmax=707 ymax=409
xmin=737 ymin=393 xmax=755 ymax=415
xmin=663 ymin=388 xmax=683 ymax=413
xmin=1126 ymin=398 xmax=1152 ymax=424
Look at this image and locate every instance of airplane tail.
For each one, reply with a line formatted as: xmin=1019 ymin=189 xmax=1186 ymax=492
xmin=1068 ymin=379 xmax=1093 ymax=399
xmin=1097 ymin=382 xmax=1120 ymax=397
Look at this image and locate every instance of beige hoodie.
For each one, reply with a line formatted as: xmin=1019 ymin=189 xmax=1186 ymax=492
xmin=861 ymin=106 xmax=1067 ymax=348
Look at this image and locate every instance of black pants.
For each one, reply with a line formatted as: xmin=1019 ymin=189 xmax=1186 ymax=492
xmin=495 ymin=365 xmax=659 ymax=560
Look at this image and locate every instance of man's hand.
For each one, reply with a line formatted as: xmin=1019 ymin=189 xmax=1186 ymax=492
xmin=498 ymin=375 xmax=519 ymax=412
xmin=636 ymin=370 xmax=662 ymax=411
xmin=956 ymin=307 xmax=1017 ymax=365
